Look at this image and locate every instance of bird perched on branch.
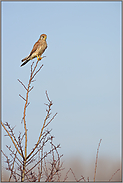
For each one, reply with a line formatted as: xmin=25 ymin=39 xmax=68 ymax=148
xmin=21 ymin=34 xmax=47 ymax=67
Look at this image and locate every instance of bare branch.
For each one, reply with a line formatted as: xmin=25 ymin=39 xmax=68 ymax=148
xmin=44 ymin=113 xmax=58 ymax=128
xmin=45 ymin=90 xmax=52 ymax=103
xmin=109 ymin=169 xmax=120 ymax=181
xmin=1 ymin=121 xmax=23 ymax=159
xmin=26 ymin=91 xmax=54 ymax=160
xmin=25 ymin=145 xmax=60 ymax=175
xmin=31 ymin=64 xmax=44 ymax=80
xmin=29 ymin=86 xmax=34 ymax=93
xmin=94 ymin=139 xmax=102 ymax=182
xmin=19 ymin=94 xmax=26 ymax=101
xmin=18 ymin=79 xmax=27 ymax=91
xmin=63 ymin=168 xmax=78 ymax=182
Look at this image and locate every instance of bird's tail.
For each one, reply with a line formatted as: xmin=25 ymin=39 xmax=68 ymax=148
xmin=21 ymin=55 xmax=30 ymax=67
xmin=21 ymin=55 xmax=30 ymax=62
xmin=20 ymin=59 xmax=30 ymax=67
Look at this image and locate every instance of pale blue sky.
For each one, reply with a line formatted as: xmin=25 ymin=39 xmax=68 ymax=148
xmin=2 ymin=1 xmax=121 ymax=164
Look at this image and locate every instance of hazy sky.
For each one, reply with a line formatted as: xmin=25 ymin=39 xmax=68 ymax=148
xmin=2 ymin=1 xmax=121 ymax=165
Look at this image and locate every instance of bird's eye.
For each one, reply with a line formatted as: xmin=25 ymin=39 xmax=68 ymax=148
xmin=41 ymin=36 xmax=44 ymax=39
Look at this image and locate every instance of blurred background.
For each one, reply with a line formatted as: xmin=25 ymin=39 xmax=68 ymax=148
xmin=1 ymin=1 xmax=121 ymax=181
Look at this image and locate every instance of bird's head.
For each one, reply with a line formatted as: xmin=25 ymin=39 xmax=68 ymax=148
xmin=40 ymin=34 xmax=47 ymax=41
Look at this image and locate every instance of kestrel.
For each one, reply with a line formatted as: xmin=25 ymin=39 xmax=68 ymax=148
xmin=21 ymin=34 xmax=47 ymax=67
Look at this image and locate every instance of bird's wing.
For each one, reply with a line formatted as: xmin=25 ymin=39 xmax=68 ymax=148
xmin=28 ymin=40 xmax=40 ymax=57
xmin=21 ymin=41 xmax=40 ymax=62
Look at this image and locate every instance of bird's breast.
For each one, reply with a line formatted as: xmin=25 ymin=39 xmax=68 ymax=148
xmin=38 ymin=42 xmax=47 ymax=55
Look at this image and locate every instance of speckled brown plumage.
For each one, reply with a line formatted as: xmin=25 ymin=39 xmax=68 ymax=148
xmin=21 ymin=34 xmax=47 ymax=67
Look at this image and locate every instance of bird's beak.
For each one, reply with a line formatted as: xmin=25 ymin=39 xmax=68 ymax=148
xmin=45 ymin=36 xmax=47 ymax=40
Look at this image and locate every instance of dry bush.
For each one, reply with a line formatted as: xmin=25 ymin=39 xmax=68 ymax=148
xmin=1 ymin=58 xmax=63 ymax=181
xmin=1 ymin=58 xmax=121 ymax=182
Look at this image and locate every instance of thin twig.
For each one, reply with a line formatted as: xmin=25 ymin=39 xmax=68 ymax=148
xmin=94 ymin=139 xmax=102 ymax=182
xmin=19 ymin=94 xmax=26 ymax=101
xmin=109 ymin=168 xmax=120 ymax=181
xmin=18 ymin=79 xmax=27 ymax=91
xmin=1 ymin=121 xmax=23 ymax=158
xmin=26 ymin=91 xmax=53 ymax=160
xmin=9 ymin=150 xmax=17 ymax=181
xmin=26 ymin=145 xmax=60 ymax=175
xmin=44 ymin=113 xmax=58 ymax=128
xmin=63 ymin=168 xmax=78 ymax=182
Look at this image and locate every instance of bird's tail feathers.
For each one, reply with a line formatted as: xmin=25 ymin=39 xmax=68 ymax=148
xmin=21 ymin=55 xmax=30 ymax=62
xmin=20 ymin=59 xmax=30 ymax=67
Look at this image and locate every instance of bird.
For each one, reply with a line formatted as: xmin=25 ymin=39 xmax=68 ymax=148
xmin=21 ymin=34 xmax=47 ymax=67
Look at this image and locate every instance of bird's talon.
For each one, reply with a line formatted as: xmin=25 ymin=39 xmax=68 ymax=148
xmin=37 ymin=56 xmax=39 ymax=61
xmin=39 ymin=56 xmax=42 ymax=60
